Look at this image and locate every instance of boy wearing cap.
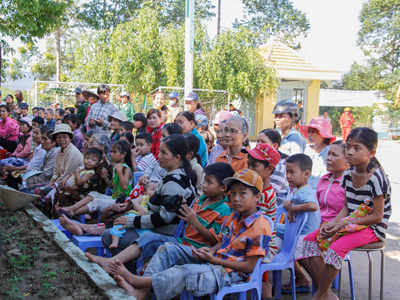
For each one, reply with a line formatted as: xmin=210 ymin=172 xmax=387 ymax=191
xmin=195 ymin=115 xmax=208 ymax=133
xmin=110 ymin=169 xmax=272 ymax=300
xmin=120 ymin=91 xmax=135 ymax=123
xmin=19 ymin=103 xmax=33 ymax=119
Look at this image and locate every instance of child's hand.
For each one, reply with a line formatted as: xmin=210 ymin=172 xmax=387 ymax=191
xmin=114 ymin=163 xmax=123 ymax=173
xmin=114 ymin=216 xmax=128 ymax=230
xmin=287 ymin=210 xmax=296 ymax=222
xmin=178 ymin=204 xmax=197 ymax=225
xmin=283 ymin=200 xmax=293 ymax=211
xmin=191 ymin=246 xmax=215 ymax=263
xmin=131 ymin=148 xmax=140 ymax=158
xmin=139 ymin=175 xmax=149 ymax=185
xmin=59 ymin=177 xmax=68 ymax=189
xmin=117 ymin=202 xmax=130 ymax=211
xmin=101 ymin=168 xmax=109 ymax=179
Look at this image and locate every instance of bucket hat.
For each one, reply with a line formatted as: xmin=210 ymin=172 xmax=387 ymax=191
xmin=223 ymin=169 xmax=263 ymax=192
xmin=108 ymin=111 xmax=128 ymax=123
xmin=50 ymin=123 xmax=74 ymax=139
xmin=120 ymin=91 xmax=130 ymax=98
xmin=212 ymin=111 xmax=232 ymax=125
xmin=300 ymin=117 xmax=336 ymax=143
xmin=1 ymin=186 xmax=41 ymax=212
xmin=20 ymin=117 xmax=32 ymax=127
xmin=242 ymin=143 xmax=281 ymax=167
xmin=82 ymin=90 xmax=100 ymax=100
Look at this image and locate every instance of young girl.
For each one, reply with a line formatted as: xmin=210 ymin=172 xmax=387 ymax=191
xmin=304 ymin=127 xmax=391 ymax=300
xmin=300 ymin=117 xmax=336 ymax=191
xmin=175 ymin=111 xmax=208 ymax=166
xmin=133 ymin=113 xmax=148 ymax=138
xmin=257 ymin=129 xmax=289 ymax=206
xmin=0 ymin=117 xmax=33 ymax=169
xmin=200 ymin=130 xmax=214 ymax=155
xmin=64 ymin=114 xmax=84 ymax=151
xmin=183 ymin=134 xmax=204 ymax=197
xmin=146 ymin=108 xmax=164 ymax=159
xmin=120 ymin=132 xmax=134 ymax=150
xmin=56 ymin=140 xmax=133 ymax=217
xmin=108 ymin=112 xmax=128 ymax=153
xmin=139 ymin=123 xmax=182 ymax=185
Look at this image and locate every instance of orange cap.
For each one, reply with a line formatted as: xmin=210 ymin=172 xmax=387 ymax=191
xmin=223 ymin=169 xmax=263 ymax=192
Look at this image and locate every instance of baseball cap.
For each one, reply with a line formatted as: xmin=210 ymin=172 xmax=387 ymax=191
xmin=120 ymin=91 xmax=130 ymax=98
xmin=242 ymin=143 xmax=281 ymax=167
xmin=223 ymin=169 xmax=263 ymax=192
xmin=74 ymin=87 xmax=82 ymax=94
xmin=19 ymin=103 xmax=29 ymax=109
xmin=184 ymin=92 xmax=199 ymax=101
xmin=195 ymin=115 xmax=208 ymax=128
xmin=20 ymin=117 xmax=32 ymax=127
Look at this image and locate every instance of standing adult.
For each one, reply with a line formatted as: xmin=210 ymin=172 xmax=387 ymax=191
xmin=120 ymin=91 xmax=135 ymax=123
xmin=75 ymin=87 xmax=89 ymax=123
xmin=166 ymin=92 xmax=183 ymax=123
xmin=85 ymin=85 xmax=119 ymax=132
xmin=184 ymin=92 xmax=205 ymax=116
xmin=146 ymin=108 xmax=164 ymax=159
xmin=339 ymin=107 xmax=355 ymax=140
xmin=5 ymin=94 xmax=17 ymax=118
xmin=321 ymin=111 xmax=331 ymax=123
xmin=272 ymin=99 xmax=305 ymax=156
xmin=153 ymin=92 xmax=170 ymax=124
xmin=82 ymin=90 xmax=100 ymax=127
xmin=297 ymin=101 xmax=304 ymax=124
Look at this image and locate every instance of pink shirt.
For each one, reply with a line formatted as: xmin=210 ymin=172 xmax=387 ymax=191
xmin=316 ymin=172 xmax=346 ymax=223
xmin=0 ymin=117 xmax=20 ymax=141
xmin=12 ymin=133 xmax=32 ymax=158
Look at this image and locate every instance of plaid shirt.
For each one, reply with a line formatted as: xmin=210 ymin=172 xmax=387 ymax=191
xmin=216 ymin=209 xmax=271 ymax=275
xmin=85 ymin=101 xmax=119 ymax=131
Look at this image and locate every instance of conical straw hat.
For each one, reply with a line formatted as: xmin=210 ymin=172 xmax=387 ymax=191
xmin=0 ymin=187 xmax=41 ymax=212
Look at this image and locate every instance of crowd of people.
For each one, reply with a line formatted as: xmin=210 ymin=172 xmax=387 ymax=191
xmin=0 ymin=86 xmax=391 ymax=300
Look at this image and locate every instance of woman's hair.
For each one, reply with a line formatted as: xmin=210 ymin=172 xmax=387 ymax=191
xmin=200 ymin=130 xmax=214 ymax=147
xmin=153 ymin=91 xmax=168 ymax=111
xmin=259 ymin=128 xmax=288 ymax=160
xmin=176 ymin=111 xmax=197 ymax=126
xmin=183 ymin=134 xmax=202 ymax=166
xmin=97 ymin=84 xmax=110 ymax=95
xmin=41 ymin=127 xmax=55 ymax=141
xmin=38 ymin=125 xmax=48 ymax=134
xmin=120 ymin=121 xmax=134 ymax=132
xmin=64 ymin=114 xmax=80 ymax=126
xmin=163 ymin=123 xmax=183 ymax=135
xmin=120 ymin=132 xmax=134 ymax=146
xmin=0 ymin=104 xmax=10 ymax=113
xmin=146 ymin=108 xmax=162 ymax=120
xmin=55 ymin=108 xmax=65 ymax=117
xmin=92 ymin=133 xmax=111 ymax=154
xmin=65 ymin=107 xmax=75 ymax=114
xmin=111 ymin=139 xmax=133 ymax=171
xmin=162 ymin=134 xmax=198 ymax=186
xmin=14 ymin=90 xmax=23 ymax=105
xmin=227 ymin=115 xmax=250 ymax=147
xmin=331 ymin=140 xmax=346 ymax=154
xmin=133 ymin=113 xmax=148 ymax=133
xmin=347 ymin=127 xmax=382 ymax=173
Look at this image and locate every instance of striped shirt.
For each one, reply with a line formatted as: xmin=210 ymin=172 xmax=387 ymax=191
xmin=181 ymin=195 xmax=231 ymax=248
xmin=340 ymin=167 xmax=391 ymax=241
xmin=259 ymin=185 xmax=278 ymax=255
xmin=216 ymin=210 xmax=271 ymax=276
xmin=136 ymin=152 xmax=156 ymax=172
xmin=270 ymin=158 xmax=289 ymax=206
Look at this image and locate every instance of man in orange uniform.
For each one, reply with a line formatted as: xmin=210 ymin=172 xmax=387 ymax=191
xmin=339 ymin=107 xmax=355 ymax=140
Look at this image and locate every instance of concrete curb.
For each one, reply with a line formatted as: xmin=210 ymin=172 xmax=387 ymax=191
xmin=24 ymin=203 xmax=136 ymax=300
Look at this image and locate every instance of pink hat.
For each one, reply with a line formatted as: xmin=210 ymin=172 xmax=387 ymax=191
xmin=212 ymin=111 xmax=232 ymax=125
xmin=242 ymin=143 xmax=281 ymax=167
xmin=300 ymin=117 xmax=336 ymax=143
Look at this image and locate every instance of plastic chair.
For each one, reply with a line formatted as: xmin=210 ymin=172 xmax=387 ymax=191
xmin=71 ymin=234 xmax=112 ymax=257
xmin=51 ymin=218 xmax=79 ymax=239
xmin=133 ymin=171 xmax=144 ymax=186
xmin=259 ymin=206 xmax=308 ymax=300
xmin=352 ymin=241 xmax=386 ymax=300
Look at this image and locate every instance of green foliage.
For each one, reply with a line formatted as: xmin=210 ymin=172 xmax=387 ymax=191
xmin=357 ymin=0 xmax=400 ymax=72
xmin=234 ymin=0 xmax=310 ymax=48
xmin=342 ymin=62 xmax=386 ymax=91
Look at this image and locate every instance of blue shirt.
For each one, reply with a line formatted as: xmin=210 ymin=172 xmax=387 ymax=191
xmin=279 ymin=128 xmax=306 ymax=156
xmin=45 ymin=118 xmax=56 ymax=128
xmin=288 ymin=184 xmax=321 ymax=235
xmin=191 ymin=127 xmax=208 ymax=167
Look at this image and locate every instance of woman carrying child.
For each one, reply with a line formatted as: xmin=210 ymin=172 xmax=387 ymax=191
xmin=146 ymin=109 xmax=164 ymax=159
xmin=304 ymin=127 xmax=391 ymax=300
xmin=300 ymin=117 xmax=336 ymax=191
xmin=0 ymin=104 xmax=20 ymax=153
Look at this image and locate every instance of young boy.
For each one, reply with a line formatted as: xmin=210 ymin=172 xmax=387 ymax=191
xmin=44 ymin=108 xmax=56 ymax=128
xmin=19 ymin=103 xmax=33 ymax=119
xmin=131 ymin=133 xmax=156 ymax=172
xmin=119 ymin=121 xmax=134 ymax=136
xmin=276 ymin=153 xmax=320 ymax=293
xmin=85 ymin=162 xmax=234 ymax=274
xmin=32 ymin=116 xmax=44 ymax=129
xmin=32 ymin=107 xmax=38 ymax=117
xmin=108 ymin=168 xmax=272 ymax=300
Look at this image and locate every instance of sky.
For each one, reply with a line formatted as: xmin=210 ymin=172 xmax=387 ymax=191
xmin=206 ymin=0 xmax=367 ymax=73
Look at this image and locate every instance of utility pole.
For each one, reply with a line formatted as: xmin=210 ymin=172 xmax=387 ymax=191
xmin=185 ymin=0 xmax=195 ymax=97
xmin=217 ymin=0 xmax=221 ymax=35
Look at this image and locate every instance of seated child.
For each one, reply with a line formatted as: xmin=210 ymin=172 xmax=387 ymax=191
xmin=0 ymin=117 xmax=33 ymax=169
xmin=120 ymin=132 xmax=134 ymax=150
xmin=183 ymin=134 xmax=204 ymax=197
xmin=276 ymin=153 xmax=321 ymax=293
xmin=131 ymin=133 xmax=156 ymax=172
xmin=85 ymin=162 xmax=234 ymax=274
xmin=109 ymin=112 xmax=128 ymax=154
xmin=119 ymin=121 xmax=134 ymax=135
xmin=109 ymin=168 xmax=272 ymax=300
xmin=109 ymin=181 xmax=158 ymax=248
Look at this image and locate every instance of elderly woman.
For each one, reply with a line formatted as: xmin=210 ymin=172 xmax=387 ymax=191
xmin=53 ymin=133 xmax=113 ymax=212
xmin=215 ymin=115 xmax=250 ymax=172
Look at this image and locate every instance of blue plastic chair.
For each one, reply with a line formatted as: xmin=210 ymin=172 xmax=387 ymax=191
xmin=133 ymin=171 xmax=144 ymax=187
xmin=259 ymin=206 xmax=309 ymax=300
xmin=71 ymin=234 xmax=112 ymax=257
xmin=51 ymin=218 xmax=79 ymax=239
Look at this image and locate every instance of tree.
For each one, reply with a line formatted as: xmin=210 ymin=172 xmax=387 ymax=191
xmin=233 ymin=0 xmax=310 ymax=48
xmin=357 ymin=0 xmax=400 ymax=73
xmin=342 ymin=62 xmax=386 ymax=91
xmin=0 ymin=0 xmax=72 ymax=85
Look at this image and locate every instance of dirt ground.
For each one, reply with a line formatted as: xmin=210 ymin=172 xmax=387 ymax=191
xmin=0 ymin=202 xmax=105 ymax=300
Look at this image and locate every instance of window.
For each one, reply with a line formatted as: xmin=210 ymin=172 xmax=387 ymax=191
xmin=293 ymin=89 xmax=305 ymax=102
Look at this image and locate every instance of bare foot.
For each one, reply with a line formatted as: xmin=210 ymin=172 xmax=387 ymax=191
xmin=57 ymin=205 xmax=75 ymax=218
xmin=110 ymin=259 xmax=137 ymax=285
xmin=85 ymin=225 xmax=106 ymax=236
xmin=59 ymin=214 xmax=84 ymax=236
xmin=85 ymin=252 xmax=113 ymax=274
xmin=113 ymin=275 xmax=149 ymax=300
xmin=261 ymin=282 xmax=272 ymax=298
xmin=110 ymin=242 xmax=118 ymax=249
xmin=324 ymin=289 xmax=339 ymax=300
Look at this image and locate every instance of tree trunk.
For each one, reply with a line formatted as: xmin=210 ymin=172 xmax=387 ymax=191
xmin=217 ymin=0 xmax=221 ymax=35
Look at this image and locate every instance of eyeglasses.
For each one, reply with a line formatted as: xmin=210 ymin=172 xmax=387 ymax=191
xmin=223 ymin=128 xmax=242 ymax=135
xmin=88 ymin=142 xmax=101 ymax=147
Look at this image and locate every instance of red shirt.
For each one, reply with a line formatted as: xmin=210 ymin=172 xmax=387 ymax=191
xmin=339 ymin=113 xmax=355 ymax=128
xmin=147 ymin=124 xmax=164 ymax=160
